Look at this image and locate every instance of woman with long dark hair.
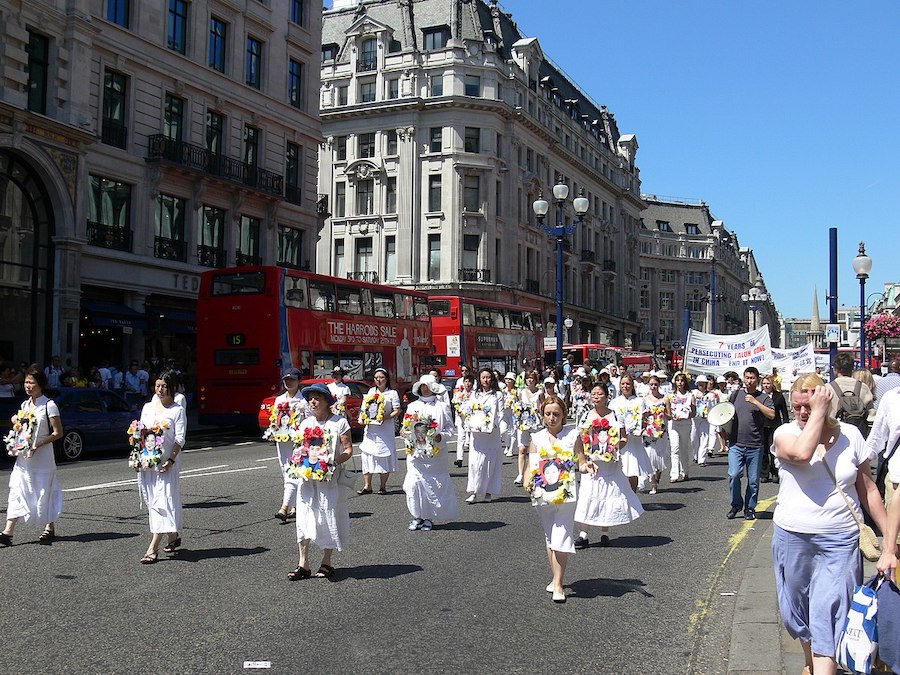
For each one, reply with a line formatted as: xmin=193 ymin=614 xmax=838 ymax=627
xmin=463 ymin=368 xmax=504 ymax=503
xmin=357 ymin=368 xmax=402 ymax=495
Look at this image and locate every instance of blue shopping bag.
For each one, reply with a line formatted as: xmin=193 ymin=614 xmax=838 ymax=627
xmin=837 ymin=575 xmax=881 ymax=674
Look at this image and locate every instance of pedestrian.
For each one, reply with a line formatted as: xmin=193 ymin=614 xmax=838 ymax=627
xmin=877 ymin=470 xmax=900 ymax=582
xmin=867 ymin=385 xmax=900 ymax=509
xmin=760 ymin=374 xmax=789 ymax=483
xmin=701 ymin=374 xmax=723 ymax=458
xmin=525 ymin=395 xmax=584 ymax=603
xmin=875 ymin=357 xmax=900 ymax=409
xmin=514 ymin=370 xmax=544 ymax=486
xmin=610 ymin=374 xmax=653 ymax=493
xmin=601 ymin=368 xmax=620 ymax=398
xmin=0 ymin=363 xmax=17 ymax=398
xmin=772 ymin=375 xmax=886 ymax=675
xmin=575 ymin=382 xmax=643 ymax=550
xmin=44 ymin=355 xmax=64 ymax=390
xmin=852 ymin=367 xmax=877 ymax=433
xmin=124 ymin=361 xmax=147 ymax=407
xmin=327 ymin=366 xmax=351 ymax=419
xmin=451 ymin=372 xmax=474 ymax=468
xmin=463 ymin=368 xmax=504 ymax=504
xmin=402 ymin=375 xmax=458 ymax=532
xmin=136 ymin=370 xmax=187 ymax=563
xmin=357 ymin=368 xmax=402 ymax=495
xmin=726 ymin=367 xmax=775 ymax=520
xmin=1 ymin=366 xmax=64 ymax=546
xmin=667 ymin=372 xmax=695 ymax=483
xmin=287 ymin=383 xmax=353 ymax=580
xmin=691 ymin=375 xmax=713 ymax=467
xmin=571 ymin=373 xmax=592 ymax=428
xmin=265 ymin=368 xmax=310 ymax=522
xmin=641 ymin=375 xmax=668 ymax=494
xmin=500 ymin=373 xmax=518 ymax=457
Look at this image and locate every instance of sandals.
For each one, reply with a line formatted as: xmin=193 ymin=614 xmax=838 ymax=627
xmin=39 ymin=528 xmax=55 ymax=543
xmin=140 ymin=552 xmax=158 ymax=565
xmin=275 ymin=508 xmax=289 ymax=522
xmin=287 ymin=565 xmax=312 ymax=581
xmin=356 ymin=488 xmax=373 ymax=495
xmin=376 ymin=488 xmax=387 ymax=495
xmin=163 ymin=537 xmax=181 ymax=553
xmin=0 ymin=532 xmax=12 ymax=547
xmin=315 ymin=564 xmax=335 ymax=579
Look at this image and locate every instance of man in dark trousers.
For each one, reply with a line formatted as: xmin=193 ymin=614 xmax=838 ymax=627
xmin=760 ymin=372 xmax=790 ymax=483
xmin=726 ymin=366 xmax=775 ymax=520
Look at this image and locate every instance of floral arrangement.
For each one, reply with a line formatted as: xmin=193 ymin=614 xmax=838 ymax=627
xmin=524 ymin=442 xmax=577 ymax=505
xmin=4 ymin=409 xmax=37 ymax=458
xmin=865 ymin=313 xmax=900 ymax=341
xmin=642 ymin=403 xmax=667 ymax=440
xmin=127 ymin=420 xmax=170 ymax=472
xmin=285 ymin=424 xmax=334 ymax=481
xmin=580 ymin=417 xmax=621 ymax=463
xmin=461 ymin=396 xmax=495 ymax=433
xmin=452 ymin=388 xmax=471 ymax=413
xmin=360 ymin=392 xmax=386 ymax=425
xmin=669 ymin=393 xmax=693 ymax=421
xmin=331 ymin=398 xmax=347 ymax=418
xmin=695 ymin=395 xmax=711 ymax=419
xmin=263 ymin=401 xmax=302 ymax=443
xmin=402 ymin=412 xmax=440 ymax=459
xmin=512 ymin=400 xmax=542 ymax=432
xmin=617 ymin=400 xmax=644 ymax=436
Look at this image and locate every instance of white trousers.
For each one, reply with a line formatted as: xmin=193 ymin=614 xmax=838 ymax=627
xmin=668 ymin=419 xmax=693 ymax=480
xmin=692 ymin=418 xmax=711 ymax=465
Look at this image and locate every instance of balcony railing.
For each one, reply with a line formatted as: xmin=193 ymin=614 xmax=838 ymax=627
xmin=357 ymin=58 xmax=377 ymax=72
xmin=602 ymin=259 xmax=617 ymax=274
xmin=87 ymin=220 xmax=132 ymax=252
xmin=525 ymin=278 xmax=540 ymax=294
xmin=197 ymin=245 xmax=226 ymax=268
xmin=154 ymin=236 xmax=187 ymax=262
xmin=316 ymin=193 xmax=329 ymax=215
xmin=235 ymin=252 xmax=261 ymax=267
xmin=286 ymin=184 xmax=302 ymax=206
xmin=580 ymin=249 xmax=596 ymax=263
xmin=147 ymin=134 xmax=284 ymax=198
xmin=459 ymin=268 xmax=491 ymax=283
xmin=101 ymin=120 xmax=127 ymax=149
xmin=347 ymin=271 xmax=379 ymax=283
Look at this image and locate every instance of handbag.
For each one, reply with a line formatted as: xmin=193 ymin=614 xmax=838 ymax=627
xmin=335 ymin=452 xmax=360 ymax=490
xmin=876 ymin=435 xmax=900 ymax=499
xmin=837 ymin=574 xmax=881 ymax=674
xmin=819 ymin=445 xmax=882 ymax=562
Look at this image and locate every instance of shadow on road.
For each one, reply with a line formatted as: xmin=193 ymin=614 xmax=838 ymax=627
xmin=184 ymin=500 xmax=248 ymax=509
xmin=642 ymin=502 xmax=685 ymax=512
xmin=440 ymin=520 xmax=506 ymax=532
xmin=56 ymin=531 xmax=141 ymax=543
xmin=663 ymin=486 xmax=703 ymax=494
xmin=491 ymin=496 xmax=530 ymax=504
xmin=171 ymin=545 xmax=270 ymax=562
xmin=690 ymin=476 xmax=726 ymax=482
xmin=755 ymin=511 xmax=774 ymax=520
xmin=335 ymin=563 xmax=423 ymax=581
xmin=569 ymin=576 xmax=653 ymax=599
xmin=350 ymin=511 xmax=373 ymax=519
xmin=603 ymin=535 xmax=673 ymax=549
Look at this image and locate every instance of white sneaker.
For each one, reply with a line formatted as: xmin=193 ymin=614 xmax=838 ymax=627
xmin=408 ymin=518 xmax=424 ymax=531
xmin=514 ymin=474 xmax=523 ymax=486
xmin=421 ymin=520 xmax=433 ymax=531
xmin=649 ymin=488 xmax=657 ymax=495
xmin=503 ymin=449 xmax=514 ymax=457
xmin=465 ymin=494 xmax=477 ymax=504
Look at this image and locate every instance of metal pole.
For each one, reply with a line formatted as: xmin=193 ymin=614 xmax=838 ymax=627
xmin=710 ymin=258 xmax=716 ymax=334
xmin=859 ymin=276 xmax=866 ymax=369
xmin=829 ymin=227 xmax=838 ymax=379
xmin=556 ymin=232 xmax=564 ymax=366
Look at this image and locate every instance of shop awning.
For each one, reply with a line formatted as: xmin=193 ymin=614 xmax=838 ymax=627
xmin=81 ymin=300 xmax=148 ymax=330
xmin=146 ymin=306 xmax=196 ymax=335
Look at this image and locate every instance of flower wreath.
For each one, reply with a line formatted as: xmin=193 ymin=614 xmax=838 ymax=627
xmin=462 ymin=397 xmax=495 ymax=432
xmin=286 ymin=424 xmax=334 ymax=481
xmin=5 ymin=409 xmax=37 ymax=458
xmin=524 ymin=442 xmax=577 ymax=504
xmin=512 ymin=400 xmax=542 ymax=432
xmin=127 ymin=419 xmax=171 ymax=472
xmin=618 ymin=400 xmax=644 ymax=436
xmin=402 ymin=412 xmax=440 ymax=459
xmin=361 ymin=392 xmax=386 ymax=426
xmin=580 ymin=417 xmax=621 ymax=463
xmin=263 ymin=401 xmax=302 ymax=443
xmin=642 ymin=403 xmax=667 ymax=440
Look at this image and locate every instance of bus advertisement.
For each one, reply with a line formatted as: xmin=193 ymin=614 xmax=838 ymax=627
xmin=427 ymin=296 xmax=543 ymax=379
xmin=196 ymin=266 xmax=431 ymax=425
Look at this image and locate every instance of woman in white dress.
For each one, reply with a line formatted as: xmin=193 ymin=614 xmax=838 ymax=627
xmin=690 ymin=375 xmax=713 ymax=468
xmin=266 ymin=368 xmax=310 ymax=521
xmin=288 ymin=383 xmax=353 ymax=580
xmin=526 ymin=396 xmax=584 ymax=603
xmin=464 ymin=369 xmax=504 ymax=504
xmin=1 ymin=366 xmax=64 ymax=546
xmin=137 ymin=370 xmax=187 ymax=564
xmin=575 ymin=382 xmax=643 ymax=549
xmin=451 ymin=373 xmax=475 ymax=468
xmin=514 ymin=370 xmax=544 ymax=486
xmin=641 ymin=375 xmax=669 ymax=495
xmin=610 ymin=375 xmax=652 ymax=493
xmin=402 ymin=375 xmax=458 ymax=531
xmin=667 ymin=372 xmax=695 ymax=483
xmin=500 ymin=373 xmax=518 ymax=457
xmin=357 ymin=368 xmax=402 ymax=495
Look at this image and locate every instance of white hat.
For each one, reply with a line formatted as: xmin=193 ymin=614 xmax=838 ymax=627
xmin=655 ymin=370 xmax=668 ymax=379
xmin=639 ymin=370 xmax=650 ymax=378
xmin=412 ymin=374 xmax=446 ymax=397
xmin=575 ymin=367 xmax=587 ymax=376
xmin=599 ymin=367 xmax=611 ymax=376
xmin=543 ymin=377 xmax=556 ymax=385
xmin=716 ymin=375 xmax=727 ymax=383
xmin=696 ymin=375 xmax=708 ymax=383
xmin=504 ymin=372 xmax=516 ymax=381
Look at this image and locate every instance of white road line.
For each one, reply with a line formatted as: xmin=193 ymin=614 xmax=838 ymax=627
xmin=256 ymin=457 xmax=278 ymax=462
xmin=184 ymin=447 xmax=213 ymax=453
xmin=62 ymin=464 xmax=231 ymax=492
xmin=181 ymin=464 xmax=230 ymax=474
xmin=181 ymin=467 xmax=267 ymax=479
xmin=235 ymin=441 xmax=254 ymax=446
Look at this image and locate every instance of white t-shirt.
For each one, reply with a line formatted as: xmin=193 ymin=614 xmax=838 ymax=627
xmin=772 ymin=421 xmax=875 ymax=534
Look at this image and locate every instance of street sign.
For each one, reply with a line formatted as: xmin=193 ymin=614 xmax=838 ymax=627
xmin=671 ymin=341 xmax=682 ymax=350
xmin=825 ymin=324 xmax=840 ymax=344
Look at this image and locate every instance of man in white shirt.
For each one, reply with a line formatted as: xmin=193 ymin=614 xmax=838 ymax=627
xmin=867 ymin=386 xmax=900 ymax=509
xmin=875 ymin=358 xmax=900 ymax=410
xmin=124 ymin=361 xmax=148 ymax=405
xmin=44 ymin=355 xmax=64 ymax=389
xmin=608 ymin=364 xmax=621 ymax=394
xmin=452 ymin=363 xmax=471 ymax=393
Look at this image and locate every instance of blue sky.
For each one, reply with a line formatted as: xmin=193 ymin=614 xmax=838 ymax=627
xmin=501 ymin=0 xmax=899 ymax=318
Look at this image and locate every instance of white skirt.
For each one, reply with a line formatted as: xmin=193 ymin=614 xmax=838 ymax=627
xmin=535 ymin=501 xmax=577 ymax=553
xmin=295 ymin=478 xmax=350 ymax=551
xmin=362 ymin=452 xmax=397 ymax=474
xmin=575 ymin=463 xmax=644 ymax=527
xmin=620 ymin=436 xmax=653 ymax=478
xmin=138 ymin=468 xmax=183 ymax=534
xmin=466 ymin=430 xmax=503 ymax=497
xmin=644 ymin=438 xmax=669 ymax=472
xmin=403 ymin=452 xmax=459 ymax=521
xmin=6 ymin=457 xmax=63 ymax=524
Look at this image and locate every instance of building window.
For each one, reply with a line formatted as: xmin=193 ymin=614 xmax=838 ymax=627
xmin=386 ymin=130 xmax=398 ymax=155
xmin=355 ymin=237 xmax=374 ymax=276
xmin=26 ymin=30 xmax=50 ymax=115
xmin=359 ymin=80 xmax=376 ymax=103
xmin=423 ymin=27 xmax=449 ymax=51
xmin=387 ymin=78 xmax=399 ymax=99
xmin=660 ymin=291 xmax=675 ymax=310
xmin=427 ymin=234 xmax=441 ymax=280
xmin=277 ymin=225 xmax=304 ymax=269
xmin=464 ymin=74 xmax=481 ymax=97
xmin=285 ymin=142 xmax=302 ymax=205
xmin=685 ymin=223 xmax=701 ymax=235
xmin=236 ymin=215 xmax=261 ymax=266
xmin=463 ymin=175 xmax=480 ymax=212
xmin=198 ymin=205 xmax=225 ymax=267
xmin=246 ymin=36 xmax=262 ymax=89
xmin=209 ymin=17 xmax=227 ymax=72
xmin=155 ymin=194 xmax=187 ymax=261
xmin=656 ymin=220 xmax=672 ymax=232
xmin=334 ymin=238 xmax=345 ymax=277
xmin=659 ymin=319 xmax=674 ymax=342
xmin=244 ymin=125 xmax=258 ymax=167
xmin=688 ymin=246 xmax=706 ymax=259
xmin=463 ymin=234 xmax=479 ymax=270
xmin=359 ymin=38 xmax=377 ymax=71
xmin=322 ymin=43 xmax=338 ymax=62
xmin=88 ymin=175 xmax=132 ymax=250
xmin=206 ymin=111 xmax=224 ymax=156
xmin=464 ymin=127 xmax=480 ymax=153
xmin=430 ymin=74 xmax=443 ymax=97
xmin=427 ymin=175 xmax=441 ymax=212
xmin=640 ymin=288 xmax=649 ymax=309
xmin=335 ymin=136 xmax=347 ymax=161
xmin=334 ymin=182 xmax=346 ymax=217
xmin=384 ymin=236 xmax=396 ymax=282
xmin=290 ymin=0 xmax=304 ymax=25
xmin=337 ymin=85 xmax=348 ymax=106
xmin=168 ymin=0 xmax=188 ymax=54
xmin=385 ymin=176 xmax=397 ymax=213
xmin=662 ymin=243 xmax=678 ymax=257
xmin=356 ymin=179 xmax=374 ymax=215
xmin=107 ymin=0 xmax=130 ymax=27
xmin=102 ymin=69 xmax=127 ymax=149
xmin=289 ymin=59 xmax=303 ymax=108
xmin=640 ymin=267 xmax=650 ymax=281
xmin=164 ymin=94 xmax=184 ymax=143
xmin=358 ymin=132 xmax=375 ymax=158
xmin=429 ymin=127 xmax=442 ymax=152
xmin=639 ymin=241 xmax=652 ymax=255
xmin=495 ymin=181 xmax=502 ymax=217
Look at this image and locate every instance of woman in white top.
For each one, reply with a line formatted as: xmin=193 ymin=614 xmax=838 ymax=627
xmin=666 ymin=372 xmax=695 ymax=483
xmin=610 ymin=375 xmax=652 ymax=493
xmin=358 ymin=368 xmax=402 ymax=495
xmin=772 ymin=374 xmax=886 ymax=675
xmin=463 ymin=369 xmax=504 ymax=504
xmin=500 ymin=373 xmax=518 ymax=457
xmin=641 ymin=375 xmax=669 ymax=495
xmin=137 ymin=370 xmax=187 ymax=563
xmin=1 ymin=366 xmax=64 ymax=546
xmin=515 ymin=370 xmax=544 ymax=486
xmin=451 ymin=373 xmax=475 ymax=468
xmin=402 ymin=375 xmax=458 ymax=531
xmin=267 ymin=368 xmax=310 ymax=521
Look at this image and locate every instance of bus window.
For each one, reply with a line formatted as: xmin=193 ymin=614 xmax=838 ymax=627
xmin=428 ymin=300 xmax=451 ymax=317
xmin=308 ymin=280 xmax=336 ymax=311
xmin=414 ymin=299 xmax=430 ymax=321
xmin=214 ymin=348 xmax=261 ymax=365
xmin=395 ymin=293 xmax=411 ymax=320
xmin=373 ymin=292 xmax=396 ymax=318
xmin=523 ymin=312 xmax=535 ymax=331
xmin=284 ymin=276 xmax=308 ymax=309
xmin=211 ymin=271 xmax=267 ymax=295
xmin=489 ymin=308 xmax=506 ymax=328
xmin=474 ymin=305 xmax=491 ymax=327
xmin=509 ymin=310 xmax=525 ymax=329
xmin=336 ymin=284 xmax=362 ymax=314
xmin=462 ymin=302 xmax=476 ymax=326
xmin=359 ymin=288 xmax=374 ymax=315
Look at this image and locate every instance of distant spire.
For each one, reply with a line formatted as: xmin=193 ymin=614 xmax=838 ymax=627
xmin=810 ymin=287 xmax=821 ymax=333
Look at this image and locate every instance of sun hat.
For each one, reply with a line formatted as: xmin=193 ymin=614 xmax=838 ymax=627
xmin=543 ymin=377 xmax=556 ymax=385
xmin=696 ymin=375 xmax=708 ymax=383
xmin=282 ymin=367 xmax=301 ymax=380
xmin=332 ymin=365 xmax=344 ymax=374
xmin=301 ymin=383 xmax=336 ymax=406
xmin=505 ymin=372 xmax=516 ymax=381
xmin=716 ymin=375 xmax=727 ymax=383
xmin=412 ymin=374 xmax=446 ymax=397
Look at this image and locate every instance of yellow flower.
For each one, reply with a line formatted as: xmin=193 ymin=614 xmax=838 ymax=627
xmin=602 ymin=452 xmax=613 ymax=462
xmin=300 ymin=466 xmax=313 ymax=479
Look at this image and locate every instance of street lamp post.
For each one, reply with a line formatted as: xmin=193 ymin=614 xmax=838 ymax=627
xmin=741 ymin=279 xmax=768 ymax=331
xmin=533 ymin=178 xmax=589 ymax=366
xmin=852 ymin=241 xmax=873 ymax=368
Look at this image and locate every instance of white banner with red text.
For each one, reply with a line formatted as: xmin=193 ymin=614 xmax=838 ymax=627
xmin=683 ymin=326 xmax=773 ymax=377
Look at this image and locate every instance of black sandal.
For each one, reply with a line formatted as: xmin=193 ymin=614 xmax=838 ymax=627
xmin=377 ymin=488 xmax=387 ymax=495
xmin=39 ymin=528 xmax=55 ymax=543
xmin=275 ymin=508 xmax=289 ymax=522
xmin=315 ymin=564 xmax=335 ymax=579
xmin=287 ymin=566 xmax=311 ymax=581
xmin=356 ymin=488 xmax=372 ymax=495
xmin=140 ymin=552 xmax=158 ymax=565
xmin=0 ymin=532 xmax=12 ymax=547
xmin=163 ymin=537 xmax=181 ymax=553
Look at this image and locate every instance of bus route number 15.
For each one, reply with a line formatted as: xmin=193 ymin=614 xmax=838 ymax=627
xmin=228 ymin=334 xmax=245 ymax=346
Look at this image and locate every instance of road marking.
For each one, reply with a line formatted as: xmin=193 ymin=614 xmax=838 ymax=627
xmin=184 ymin=447 xmax=213 ymax=453
xmin=256 ymin=457 xmax=278 ymax=462
xmin=235 ymin=441 xmax=254 ymax=446
xmin=181 ymin=467 xmax=267 ymax=479
xmin=62 ymin=464 xmax=231 ymax=492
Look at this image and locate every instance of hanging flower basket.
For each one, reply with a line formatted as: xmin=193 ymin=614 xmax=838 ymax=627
xmin=864 ymin=313 xmax=900 ymax=340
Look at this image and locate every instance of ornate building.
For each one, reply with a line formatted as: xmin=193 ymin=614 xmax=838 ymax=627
xmin=317 ymin=0 xmax=644 ymax=348
xmin=0 ymin=0 xmax=323 ymax=371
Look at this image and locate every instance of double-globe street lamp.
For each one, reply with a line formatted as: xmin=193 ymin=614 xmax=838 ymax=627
xmin=533 ymin=178 xmax=589 ymax=366
xmin=852 ymin=242 xmax=873 ymax=368
xmin=741 ymin=279 xmax=768 ymax=330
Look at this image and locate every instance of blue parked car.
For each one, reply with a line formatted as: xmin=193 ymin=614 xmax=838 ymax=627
xmin=51 ymin=388 xmax=138 ymax=461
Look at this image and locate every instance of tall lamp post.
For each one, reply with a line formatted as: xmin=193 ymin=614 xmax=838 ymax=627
xmin=533 ymin=178 xmax=589 ymax=366
xmin=741 ymin=279 xmax=768 ymax=330
xmin=852 ymin=242 xmax=872 ymax=368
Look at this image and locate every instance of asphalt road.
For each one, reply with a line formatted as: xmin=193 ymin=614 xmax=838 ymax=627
xmin=0 ymin=431 xmax=780 ymax=675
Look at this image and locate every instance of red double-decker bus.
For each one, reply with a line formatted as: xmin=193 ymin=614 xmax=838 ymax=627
xmin=427 ymin=296 xmax=543 ymax=379
xmin=545 ymin=343 xmax=666 ymax=374
xmin=197 ymin=266 xmax=431 ymax=426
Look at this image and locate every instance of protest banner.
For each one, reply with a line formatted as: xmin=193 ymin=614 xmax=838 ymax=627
xmin=683 ymin=326 xmax=772 ymax=377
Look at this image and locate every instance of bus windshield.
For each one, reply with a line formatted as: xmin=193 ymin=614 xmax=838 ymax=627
xmin=211 ymin=272 xmax=267 ymax=296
